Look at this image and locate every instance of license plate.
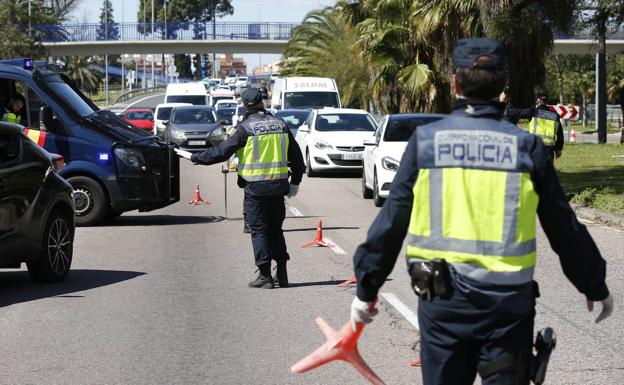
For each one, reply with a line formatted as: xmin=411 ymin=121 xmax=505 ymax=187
xmin=341 ymin=153 xmax=362 ymax=160
xmin=188 ymin=140 xmax=206 ymax=146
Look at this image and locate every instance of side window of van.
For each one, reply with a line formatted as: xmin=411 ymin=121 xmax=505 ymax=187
xmin=0 ymin=78 xmax=29 ymax=127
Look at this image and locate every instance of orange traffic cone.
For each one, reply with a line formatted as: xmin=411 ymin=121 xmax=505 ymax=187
xmin=337 ymin=275 xmax=357 ymax=287
xmin=302 ymin=221 xmax=333 ymax=248
xmin=291 ymin=317 xmax=385 ymax=385
xmin=569 ymin=126 xmax=576 ymax=143
xmin=189 ymin=184 xmax=210 ymax=205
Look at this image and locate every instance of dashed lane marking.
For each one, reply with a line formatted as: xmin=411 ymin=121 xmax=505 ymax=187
xmin=288 ymin=205 xmax=304 ymax=217
xmin=380 ymin=292 xmax=420 ymax=330
xmin=323 ymin=237 xmax=347 ymax=255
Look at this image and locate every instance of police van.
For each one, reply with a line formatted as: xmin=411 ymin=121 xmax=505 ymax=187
xmin=0 ymin=59 xmax=180 ymax=226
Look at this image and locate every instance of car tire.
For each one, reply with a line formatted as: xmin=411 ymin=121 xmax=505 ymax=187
xmin=27 ymin=208 xmax=73 ymax=282
xmin=306 ymin=150 xmax=317 ymax=178
xmin=373 ymin=170 xmax=385 ymax=208
xmin=362 ymin=168 xmax=373 ymax=199
xmin=68 ymin=176 xmax=108 ymax=226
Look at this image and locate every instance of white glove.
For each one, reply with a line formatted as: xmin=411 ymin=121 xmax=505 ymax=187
xmin=287 ymin=184 xmax=299 ymax=198
xmin=350 ymin=296 xmax=378 ymax=331
xmin=587 ymin=294 xmax=614 ymax=323
xmin=174 ymin=148 xmax=192 ymax=160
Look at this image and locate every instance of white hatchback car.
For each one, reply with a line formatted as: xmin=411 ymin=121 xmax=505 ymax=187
xmin=295 ymin=108 xmax=376 ymax=177
xmin=362 ymin=114 xmax=445 ymax=206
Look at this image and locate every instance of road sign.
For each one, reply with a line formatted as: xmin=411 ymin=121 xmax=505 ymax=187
xmin=548 ymin=104 xmax=579 ymax=120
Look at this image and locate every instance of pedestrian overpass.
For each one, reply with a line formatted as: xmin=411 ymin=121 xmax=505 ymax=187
xmin=35 ymin=22 xmax=624 ymax=56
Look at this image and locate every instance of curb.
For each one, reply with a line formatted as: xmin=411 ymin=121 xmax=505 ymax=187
xmin=571 ymin=203 xmax=624 ymax=230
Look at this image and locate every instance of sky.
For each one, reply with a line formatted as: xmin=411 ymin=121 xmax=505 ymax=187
xmin=69 ymin=0 xmax=336 ymax=71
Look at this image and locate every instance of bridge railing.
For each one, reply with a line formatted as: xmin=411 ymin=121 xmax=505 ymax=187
xmin=34 ymin=22 xmax=298 ymax=43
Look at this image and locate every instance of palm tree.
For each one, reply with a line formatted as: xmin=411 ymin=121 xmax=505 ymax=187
xmin=64 ymin=56 xmax=102 ymax=94
xmin=281 ymin=7 xmax=370 ymax=109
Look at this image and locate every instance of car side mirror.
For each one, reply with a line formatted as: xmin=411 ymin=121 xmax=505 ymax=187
xmin=220 ymin=119 xmax=229 ymax=126
xmin=299 ymin=125 xmax=309 ymax=133
xmin=363 ymin=138 xmax=377 ymax=146
xmin=39 ymin=106 xmax=56 ymax=132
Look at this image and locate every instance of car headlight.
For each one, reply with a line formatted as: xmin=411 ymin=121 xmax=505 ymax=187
xmin=170 ymin=130 xmax=186 ymax=140
xmin=114 ymin=146 xmax=147 ymax=172
xmin=314 ymin=140 xmax=333 ymax=150
xmin=381 ymin=156 xmax=400 ymax=172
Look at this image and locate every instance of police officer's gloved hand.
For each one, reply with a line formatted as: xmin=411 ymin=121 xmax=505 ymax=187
xmin=350 ymin=296 xmax=378 ymax=332
xmin=287 ymin=184 xmax=299 ymax=198
xmin=587 ymin=294 xmax=614 ymax=323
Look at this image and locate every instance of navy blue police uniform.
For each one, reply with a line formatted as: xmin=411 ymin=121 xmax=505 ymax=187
xmin=352 ymin=39 xmax=609 ymax=385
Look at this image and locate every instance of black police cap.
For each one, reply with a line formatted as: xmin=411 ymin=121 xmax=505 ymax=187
xmin=453 ymin=38 xmax=506 ymax=71
xmin=242 ymin=88 xmax=264 ymax=107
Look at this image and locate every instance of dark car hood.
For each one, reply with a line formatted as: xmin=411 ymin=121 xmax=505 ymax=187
xmin=84 ymin=110 xmax=158 ymax=144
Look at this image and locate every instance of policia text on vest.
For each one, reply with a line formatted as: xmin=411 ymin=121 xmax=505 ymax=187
xmin=349 ymin=38 xmax=612 ymax=385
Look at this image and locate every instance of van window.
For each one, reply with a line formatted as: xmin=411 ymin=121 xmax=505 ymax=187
xmin=284 ymin=92 xmax=340 ymax=109
xmin=45 ymin=81 xmax=95 ymax=117
xmin=167 ymin=95 xmax=206 ymax=105
xmin=0 ymin=78 xmax=28 ymax=126
xmin=27 ymin=87 xmax=48 ymax=130
xmin=0 ymin=132 xmax=21 ymax=165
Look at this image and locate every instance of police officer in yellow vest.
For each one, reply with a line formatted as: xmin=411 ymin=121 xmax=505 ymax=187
xmin=504 ymin=92 xmax=564 ymax=159
xmin=2 ymin=94 xmax=25 ymax=124
xmin=189 ymin=88 xmax=305 ymax=289
xmin=349 ymin=38 xmax=613 ymax=385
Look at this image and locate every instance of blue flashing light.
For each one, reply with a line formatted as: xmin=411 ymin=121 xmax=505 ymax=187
xmin=99 ymin=153 xmax=110 ymax=161
xmin=23 ymin=59 xmax=33 ymax=70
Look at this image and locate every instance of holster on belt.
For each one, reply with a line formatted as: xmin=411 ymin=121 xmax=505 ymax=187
xmin=409 ymin=259 xmax=453 ymax=300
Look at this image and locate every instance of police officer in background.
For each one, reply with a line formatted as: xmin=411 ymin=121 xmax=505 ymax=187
xmin=504 ymin=92 xmax=564 ymax=159
xmin=349 ymin=38 xmax=613 ymax=385
xmin=2 ymin=94 xmax=25 ymax=124
xmin=188 ymin=88 xmax=305 ymax=289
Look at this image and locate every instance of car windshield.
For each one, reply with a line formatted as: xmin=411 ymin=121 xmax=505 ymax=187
xmin=276 ymin=111 xmax=309 ymax=130
xmin=172 ymin=109 xmax=217 ymax=124
xmin=46 ymin=81 xmax=96 ymax=117
xmin=217 ymin=109 xmax=235 ymax=119
xmin=384 ymin=116 xmax=444 ymax=142
xmin=315 ymin=113 xmax=376 ymax=132
xmin=284 ymin=92 xmax=340 ymax=109
xmin=212 ymin=96 xmax=234 ymax=105
xmin=127 ymin=111 xmax=153 ymax=120
xmin=167 ymin=95 xmax=206 ymax=105
xmin=156 ymin=107 xmax=174 ymax=120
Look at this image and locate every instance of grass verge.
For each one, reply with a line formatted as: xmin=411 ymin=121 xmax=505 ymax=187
xmin=556 ymin=143 xmax=624 ymax=215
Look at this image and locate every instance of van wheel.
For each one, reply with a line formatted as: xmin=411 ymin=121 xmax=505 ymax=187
xmin=373 ymin=170 xmax=385 ymax=208
xmin=27 ymin=209 xmax=73 ymax=282
xmin=306 ymin=150 xmax=317 ymax=178
xmin=68 ymin=176 xmax=107 ymax=226
xmin=361 ymin=168 xmax=373 ymax=199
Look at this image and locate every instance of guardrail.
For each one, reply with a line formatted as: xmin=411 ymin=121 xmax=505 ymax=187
xmin=114 ymin=85 xmax=166 ymax=105
xmin=34 ymin=22 xmax=298 ymax=43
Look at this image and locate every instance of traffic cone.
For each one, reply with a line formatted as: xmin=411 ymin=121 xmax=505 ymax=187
xmin=291 ymin=317 xmax=386 ymax=385
xmin=189 ymin=184 xmax=210 ymax=205
xmin=569 ymin=126 xmax=576 ymax=143
xmin=409 ymin=358 xmax=422 ymax=366
xmin=337 ymin=275 xmax=357 ymax=287
xmin=302 ymin=221 xmax=333 ymax=248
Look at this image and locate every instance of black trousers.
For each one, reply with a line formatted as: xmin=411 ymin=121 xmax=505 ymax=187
xmin=418 ymin=287 xmax=534 ymax=385
xmin=244 ymin=194 xmax=288 ymax=268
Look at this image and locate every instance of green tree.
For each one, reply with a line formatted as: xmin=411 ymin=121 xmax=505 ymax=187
xmin=0 ymin=0 xmax=59 ymax=59
xmin=64 ymin=56 xmax=102 ymax=95
xmin=96 ymin=0 xmax=119 ymax=41
xmin=281 ymin=7 xmax=370 ymax=109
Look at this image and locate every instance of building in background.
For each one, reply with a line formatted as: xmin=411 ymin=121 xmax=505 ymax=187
xmin=252 ymin=60 xmax=282 ymax=76
xmin=216 ymin=54 xmax=247 ymax=77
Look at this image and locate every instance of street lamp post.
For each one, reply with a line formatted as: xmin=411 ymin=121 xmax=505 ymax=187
xmin=151 ymin=0 xmax=155 ymax=87
xmin=258 ymin=1 xmax=263 ymax=74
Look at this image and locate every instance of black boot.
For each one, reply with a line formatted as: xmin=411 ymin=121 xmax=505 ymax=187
xmin=249 ymin=264 xmax=274 ymax=289
xmin=273 ymin=260 xmax=289 ymax=288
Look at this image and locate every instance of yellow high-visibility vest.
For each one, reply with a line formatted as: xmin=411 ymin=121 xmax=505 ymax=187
xmin=237 ymin=119 xmax=289 ymax=182
xmin=527 ymin=109 xmax=558 ymax=146
xmin=2 ymin=112 xmax=20 ymax=124
xmin=406 ymin=127 xmax=538 ymax=285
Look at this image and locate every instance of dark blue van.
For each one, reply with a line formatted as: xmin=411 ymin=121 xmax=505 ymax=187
xmin=0 ymin=60 xmax=179 ymax=225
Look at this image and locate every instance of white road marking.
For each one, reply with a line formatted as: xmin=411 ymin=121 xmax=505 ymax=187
xmin=121 ymin=93 xmax=166 ymax=112
xmin=380 ymin=292 xmax=420 ymax=330
xmin=288 ymin=205 xmax=304 ymax=217
xmin=322 ymin=237 xmax=347 ymax=255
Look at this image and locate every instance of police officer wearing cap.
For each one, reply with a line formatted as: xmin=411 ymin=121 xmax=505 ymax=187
xmin=349 ymin=38 xmax=613 ymax=385
xmin=190 ymin=88 xmax=305 ymax=289
xmin=504 ymin=92 xmax=564 ymax=159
